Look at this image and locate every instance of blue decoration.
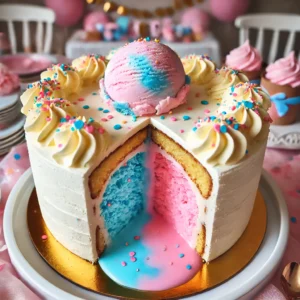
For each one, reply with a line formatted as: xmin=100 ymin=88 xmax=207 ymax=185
xmin=74 ymin=120 xmax=84 ymax=130
xmin=128 ymin=55 xmax=169 ymax=94
xmin=220 ymin=125 xmax=227 ymax=133
xmin=270 ymin=93 xmax=300 ymax=117
xmin=116 ymin=16 xmax=130 ymax=35
xmin=113 ymin=124 xmax=122 ymax=130
xmin=182 ymin=115 xmax=191 ymax=121
xmin=242 ymin=100 xmax=254 ymax=109
xmin=14 ymin=153 xmax=21 ymax=160
xmin=185 ymin=75 xmax=191 ymax=85
xmin=113 ymin=101 xmax=135 ymax=116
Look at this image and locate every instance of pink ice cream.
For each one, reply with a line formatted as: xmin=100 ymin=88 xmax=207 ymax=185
xmin=265 ymin=51 xmax=300 ymax=87
xmin=0 ymin=63 xmax=20 ymax=96
xmin=100 ymin=39 xmax=190 ymax=116
xmin=226 ymin=40 xmax=262 ymax=72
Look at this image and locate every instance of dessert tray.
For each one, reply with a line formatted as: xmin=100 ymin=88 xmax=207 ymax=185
xmin=268 ymin=120 xmax=300 ymax=150
xmin=4 ymin=169 xmax=289 ymax=299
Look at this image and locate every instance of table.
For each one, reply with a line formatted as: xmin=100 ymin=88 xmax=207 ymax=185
xmin=0 ymin=143 xmax=298 ymax=299
xmin=65 ymin=31 xmax=221 ymax=66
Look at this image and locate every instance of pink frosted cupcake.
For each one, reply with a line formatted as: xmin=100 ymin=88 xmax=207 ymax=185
xmin=226 ymin=40 xmax=262 ymax=83
xmin=0 ymin=63 xmax=20 ymax=96
xmin=261 ymin=52 xmax=300 ymax=125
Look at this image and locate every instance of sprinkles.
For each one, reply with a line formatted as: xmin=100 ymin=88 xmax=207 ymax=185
xmin=186 ymin=264 xmax=192 ymax=270
xmin=113 ymin=124 xmax=122 ymax=130
xmin=179 ymin=253 xmax=185 ymax=258
xmin=82 ymin=105 xmax=90 ymax=109
xmin=14 ymin=153 xmax=21 ymax=160
xmin=201 ymin=100 xmax=209 ymax=105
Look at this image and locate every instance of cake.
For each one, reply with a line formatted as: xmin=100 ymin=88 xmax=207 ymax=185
xmin=225 ymin=40 xmax=263 ymax=84
xmin=21 ymin=40 xmax=271 ymax=291
xmin=261 ymin=51 xmax=300 ymax=125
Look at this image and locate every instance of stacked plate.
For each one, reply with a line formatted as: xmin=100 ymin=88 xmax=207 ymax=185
xmin=0 ymin=92 xmax=25 ymax=156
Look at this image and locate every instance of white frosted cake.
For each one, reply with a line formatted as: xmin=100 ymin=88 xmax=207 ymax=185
xmin=21 ymin=40 xmax=271 ymax=291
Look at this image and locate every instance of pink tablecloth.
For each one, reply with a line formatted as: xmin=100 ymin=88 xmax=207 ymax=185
xmin=0 ymin=143 xmax=299 ymax=299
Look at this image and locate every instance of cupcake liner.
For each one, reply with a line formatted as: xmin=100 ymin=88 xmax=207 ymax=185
xmin=261 ymin=76 xmax=300 ymax=125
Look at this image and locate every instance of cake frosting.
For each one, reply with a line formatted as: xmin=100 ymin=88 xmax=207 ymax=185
xmin=100 ymin=39 xmax=190 ymax=116
xmin=22 ymin=39 xmax=271 ymax=292
xmin=181 ymin=55 xmax=216 ymax=84
xmin=265 ymin=51 xmax=300 ymax=87
xmin=226 ymin=40 xmax=262 ymax=72
xmin=0 ymin=63 xmax=20 ymax=96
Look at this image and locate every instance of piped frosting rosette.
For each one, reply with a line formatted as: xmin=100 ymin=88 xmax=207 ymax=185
xmin=72 ymin=54 xmax=106 ymax=84
xmin=219 ymin=82 xmax=271 ymax=141
xmin=181 ymin=55 xmax=216 ymax=85
xmin=52 ymin=117 xmax=110 ymax=168
xmin=21 ymin=79 xmax=65 ymax=115
xmin=187 ymin=82 xmax=272 ymax=166
xmin=41 ymin=64 xmax=82 ymax=95
xmin=204 ymin=67 xmax=248 ymax=100
xmin=24 ymin=98 xmax=76 ymax=145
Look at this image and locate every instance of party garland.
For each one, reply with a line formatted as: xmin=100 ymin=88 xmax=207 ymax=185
xmin=86 ymin=0 xmax=204 ymax=18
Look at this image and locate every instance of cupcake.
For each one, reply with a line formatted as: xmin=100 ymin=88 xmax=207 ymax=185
xmin=225 ymin=40 xmax=263 ymax=84
xmin=261 ymin=52 xmax=300 ymax=125
xmin=0 ymin=63 xmax=20 ymax=96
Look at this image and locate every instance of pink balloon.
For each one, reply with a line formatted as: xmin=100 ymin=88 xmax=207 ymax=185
xmin=45 ymin=0 xmax=85 ymax=27
xmin=84 ymin=11 xmax=110 ymax=32
xmin=209 ymin=0 xmax=249 ymax=22
xmin=181 ymin=7 xmax=210 ymax=34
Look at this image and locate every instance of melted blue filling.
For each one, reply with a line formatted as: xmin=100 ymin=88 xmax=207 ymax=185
xmin=100 ymin=152 xmax=147 ymax=238
xmin=128 ymin=54 xmax=169 ymax=94
xmin=113 ymin=101 xmax=135 ymax=116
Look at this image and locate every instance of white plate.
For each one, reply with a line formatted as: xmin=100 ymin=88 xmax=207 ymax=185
xmin=0 ymin=115 xmax=25 ymax=139
xmin=268 ymin=120 xmax=300 ymax=149
xmin=4 ymin=170 xmax=289 ymax=300
xmin=0 ymin=90 xmax=20 ymax=111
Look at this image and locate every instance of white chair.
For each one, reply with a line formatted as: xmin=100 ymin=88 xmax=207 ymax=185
xmin=0 ymin=4 xmax=55 ymax=54
xmin=235 ymin=13 xmax=300 ymax=64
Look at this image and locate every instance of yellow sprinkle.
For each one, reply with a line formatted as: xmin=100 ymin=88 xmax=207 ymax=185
xmin=154 ymin=38 xmax=160 ymax=43
xmin=122 ymin=120 xmax=127 ymax=124
xmin=168 ymin=111 xmax=173 ymax=115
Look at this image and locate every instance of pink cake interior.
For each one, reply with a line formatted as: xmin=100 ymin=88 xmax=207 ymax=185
xmin=152 ymin=151 xmax=198 ymax=245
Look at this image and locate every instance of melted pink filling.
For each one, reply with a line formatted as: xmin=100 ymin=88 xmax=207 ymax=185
xmin=152 ymin=152 xmax=198 ymax=245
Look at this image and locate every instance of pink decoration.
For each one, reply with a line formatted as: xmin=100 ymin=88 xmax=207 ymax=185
xmin=83 ymin=11 xmax=110 ymax=32
xmin=103 ymin=23 xmax=119 ymax=41
xmin=209 ymin=0 xmax=250 ymax=22
xmin=181 ymin=7 xmax=210 ymax=34
xmin=150 ymin=20 xmax=162 ymax=38
xmin=45 ymin=0 xmax=84 ymax=27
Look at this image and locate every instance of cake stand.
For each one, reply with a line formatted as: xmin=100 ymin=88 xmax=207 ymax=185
xmin=3 ymin=169 xmax=289 ymax=300
xmin=268 ymin=120 xmax=300 ymax=149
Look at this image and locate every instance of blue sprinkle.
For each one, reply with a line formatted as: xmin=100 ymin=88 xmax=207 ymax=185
xmin=160 ymin=115 xmax=165 ymax=120
xmin=186 ymin=264 xmax=192 ymax=270
xmin=98 ymin=107 xmax=103 ymax=111
xmin=185 ymin=75 xmax=191 ymax=85
xmin=182 ymin=115 xmax=191 ymax=121
xmin=179 ymin=253 xmax=185 ymax=258
xmin=56 ymin=129 xmax=60 ymax=132
xmin=83 ymin=105 xmax=90 ymax=109
xmin=71 ymin=127 xmax=75 ymax=131
xmin=291 ymin=217 xmax=297 ymax=223
xmin=246 ymin=149 xmax=249 ymax=154
xmin=103 ymin=109 xmax=110 ymax=113
xmin=220 ymin=125 xmax=227 ymax=133
xmin=216 ymin=103 xmax=221 ymax=106
xmin=132 ymin=116 xmax=137 ymax=122
xmin=74 ymin=120 xmax=85 ymax=130
xmin=36 ymin=103 xmax=42 ymax=108
xmin=222 ymin=111 xmax=227 ymax=115
xmin=201 ymin=100 xmax=209 ymax=105
xmin=60 ymin=117 xmax=67 ymax=123
xmin=92 ymin=92 xmax=98 ymax=95
xmin=114 ymin=124 xmax=122 ymax=130
xmin=192 ymin=127 xmax=197 ymax=132
xmin=88 ymin=117 xmax=94 ymax=123
xmin=145 ymin=36 xmax=151 ymax=41
xmin=210 ymin=116 xmax=216 ymax=121
xmin=233 ymin=124 xmax=239 ymax=130
xmin=243 ymin=100 xmax=254 ymax=109
xmin=14 ymin=153 xmax=21 ymax=160
xmin=225 ymin=119 xmax=232 ymax=125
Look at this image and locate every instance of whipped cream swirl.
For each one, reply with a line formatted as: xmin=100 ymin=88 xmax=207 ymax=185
xmin=265 ymin=51 xmax=300 ymax=87
xmin=226 ymin=40 xmax=262 ymax=72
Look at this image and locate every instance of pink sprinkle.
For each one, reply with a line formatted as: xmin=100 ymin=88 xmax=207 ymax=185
xmin=0 ymin=264 xmax=5 ymax=271
xmin=187 ymin=107 xmax=193 ymax=110
xmin=180 ymin=129 xmax=184 ymax=133
xmin=66 ymin=115 xmax=71 ymax=120
xmin=130 ymin=257 xmax=137 ymax=262
xmin=204 ymin=109 xmax=210 ymax=114
xmin=78 ymin=97 xmax=85 ymax=101
xmin=214 ymin=124 xmax=221 ymax=132
xmin=46 ymin=117 xmax=51 ymax=121
xmin=231 ymin=106 xmax=236 ymax=111
xmin=170 ymin=262 xmax=174 ymax=265
xmin=127 ymin=126 xmax=132 ymax=130
xmin=101 ymin=118 xmax=108 ymax=122
xmin=98 ymin=127 xmax=105 ymax=134
xmin=129 ymin=251 xmax=136 ymax=257
xmin=134 ymin=235 xmax=140 ymax=240
xmin=58 ymin=144 xmax=63 ymax=148
xmin=107 ymin=115 xmax=114 ymax=119
xmin=107 ymin=203 xmax=111 ymax=207
xmin=41 ymin=235 xmax=48 ymax=240
xmin=212 ymin=143 xmax=215 ymax=147
xmin=170 ymin=117 xmax=177 ymax=122
xmin=86 ymin=125 xmax=94 ymax=134
xmin=121 ymin=261 xmax=127 ymax=267
xmin=233 ymin=93 xmax=237 ymax=97
xmin=125 ymin=242 xmax=129 ymax=246
xmin=41 ymin=107 xmax=48 ymax=111
xmin=127 ymin=178 xmax=131 ymax=182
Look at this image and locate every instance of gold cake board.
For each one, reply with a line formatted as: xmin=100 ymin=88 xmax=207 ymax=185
xmin=27 ymin=189 xmax=267 ymax=299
